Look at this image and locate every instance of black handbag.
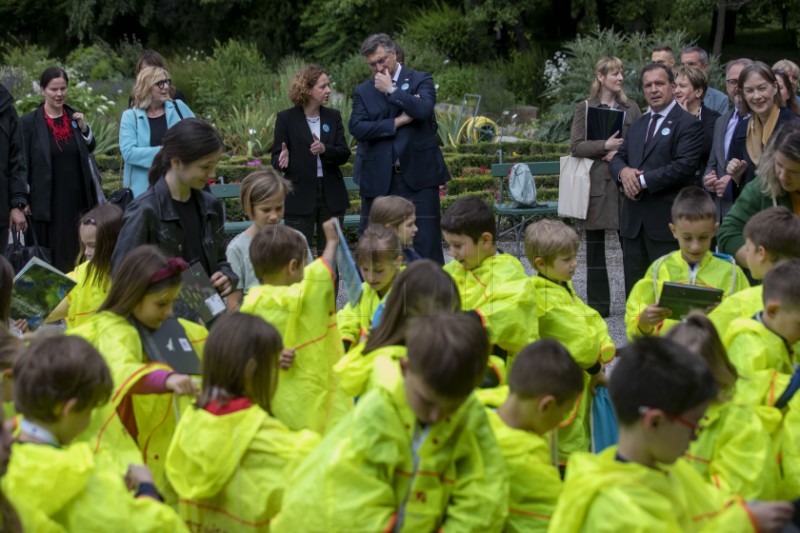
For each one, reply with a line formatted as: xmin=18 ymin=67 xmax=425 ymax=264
xmin=4 ymin=218 xmax=52 ymax=273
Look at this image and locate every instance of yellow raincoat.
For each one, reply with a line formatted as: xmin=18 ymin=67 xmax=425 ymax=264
xmin=485 ymin=407 xmax=560 ymax=532
xmin=684 ymin=401 xmax=779 ymax=499
xmin=64 ymin=261 xmax=111 ymax=329
xmin=724 ymin=317 xmax=796 ymax=385
xmin=2 ymin=441 xmax=188 ymax=532
xmin=709 ymin=285 xmax=763 ymax=339
xmin=549 ymin=447 xmax=758 ymax=532
xmin=272 ymin=376 xmax=509 ymax=532
xmin=626 ymin=251 xmax=749 ymax=339
xmin=166 ymin=402 xmax=319 ymax=531
xmin=532 ymin=274 xmax=615 ymax=464
xmin=777 ymin=391 xmax=800 ymax=498
xmin=337 ymin=278 xmax=396 ymax=346
xmin=240 ymin=258 xmax=351 ymax=433
xmin=334 ymin=343 xmax=407 ymax=398
xmin=444 ymin=253 xmax=538 ymax=357
xmin=70 ymin=311 xmax=207 ymax=491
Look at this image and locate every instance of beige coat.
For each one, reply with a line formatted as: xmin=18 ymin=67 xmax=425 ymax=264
xmin=569 ymin=96 xmax=642 ymax=230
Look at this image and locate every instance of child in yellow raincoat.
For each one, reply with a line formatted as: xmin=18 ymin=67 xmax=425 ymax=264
xmin=549 ymin=337 xmax=794 ymax=532
xmin=0 ymin=330 xmax=21 ymax=422
xmin=368 ymin=194 xmax=421 ymax=263
xmin=336 ymin=224 xmax=403 ymax=349
xmin=525 ymin=219 xmax=616 ymax=464
xmin=70 ymin=245 xmax=207 ymax=491
xmin=667 ymin=312 xmax=779 ymax=500
xmin=626 ymin=187 xmax=749 ymax=339
xmin=335 ymin=260 xmax=460 ymax=398
xmin=441 ymin=197 xmax=538 ymax=384
xmin=273 ymin=312 xmax=509 ymax=532
xmin=2 ymin=335 xmax=188 ymax=532
xmin=482 ymin=339 xmax=584 ymax=532
xmin=241 ymin=220 xmax=350 ymax=433
xmin=166 ymin=313 xmax=319 ymax=531
xmin=710 ymin=206 xmax=800 ymax=337
xmin=45 ymin=204 xmax=123 ymax=329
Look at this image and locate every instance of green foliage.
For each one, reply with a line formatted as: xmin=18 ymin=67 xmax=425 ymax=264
xmin=188 ymin=40 xmax=275 ymax=117
xmin=329 ymin=53 xmax=370 ymax=98
xmin=401 ymin=2 xmax=493 ymax=64
xmin=435 ymin=65 xmax=480 ymax=104
xmin=66 ymin=42 xmax=125 ymax=81
xmin=395 ymin=37 xmax=447 ymax=75
xmin=215 ymin=105 xmax=276 ymax=157
xmin=503 ymin=46 xmax=548 ymax=106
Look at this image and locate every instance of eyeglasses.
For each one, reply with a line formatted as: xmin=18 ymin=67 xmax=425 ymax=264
xmin=725 ymin=79 xmax=739 ymax=87
xmin=154 ymin=79 xmax=172 ymax=90
xmin=638 ymin=406 xmax=705 ymax=435
xmin=367 ymin=54 xmax=392 ymax=70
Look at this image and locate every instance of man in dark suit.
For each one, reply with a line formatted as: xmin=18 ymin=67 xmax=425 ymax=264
xmin=610 ymin=63 xmax=705 ymax=296
xmin=350 ymin=33 xmax=450 ymax=263
xmin=702 ymin=58 xmax=752 ymax=223
xmin=0 ymin=84 xmax=28 ymax=242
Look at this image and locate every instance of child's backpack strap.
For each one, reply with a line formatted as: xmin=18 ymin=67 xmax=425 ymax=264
xmin=712 ymin=251 xmax=737 ymax=294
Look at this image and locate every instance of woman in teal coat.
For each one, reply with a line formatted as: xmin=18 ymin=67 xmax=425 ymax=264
xmin=120 ymin=65 xmax=193 ymax=197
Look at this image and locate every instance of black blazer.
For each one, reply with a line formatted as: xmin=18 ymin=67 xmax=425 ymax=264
xmin=20 ymin=104 xmax=97 ymax=222
xmin=0 ymin=85 xmax=27 ymax=236
xmin=609 ymin=102 xmax=705 ymax=241
xmin=271 ymin=106 xmax=351 ymax=216
xmin=697 ymin=105 xmax=721 ymax=186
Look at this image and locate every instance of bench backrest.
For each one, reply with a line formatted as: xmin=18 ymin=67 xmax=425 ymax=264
xmin=211 ymin=177 xmax=359 ymax=200
xmin=491 ymin=161 xmax=561 ymax=178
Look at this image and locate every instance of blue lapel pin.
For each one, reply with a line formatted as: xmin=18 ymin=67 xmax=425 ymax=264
xmin=322 ymin=124 xmax=330 ymax=133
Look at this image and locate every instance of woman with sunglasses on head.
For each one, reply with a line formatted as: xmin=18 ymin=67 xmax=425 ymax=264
xmin=20 ymin=66 xmax=102 ymax=273
xmin=120 ymin=66 xmax=194 ymax=197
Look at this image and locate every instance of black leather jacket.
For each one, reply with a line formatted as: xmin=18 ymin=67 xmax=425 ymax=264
xmin=111 ymin=176 xmax=238 ymax=286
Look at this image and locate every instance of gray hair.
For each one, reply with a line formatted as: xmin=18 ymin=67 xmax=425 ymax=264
xmin=360 ymin=34 xmax=395 ymax=57
xmin=681 ymin=46 xmax=709 ymax=66
xmin=726 ymin=58 xmax=753 ymax=75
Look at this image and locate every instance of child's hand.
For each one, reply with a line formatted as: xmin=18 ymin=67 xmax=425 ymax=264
xmin=747 ymin=501 xmax=793 ymax=533
xmin=210 ymin=271 xmax=233 ymax=297
xmin=322 ymin=218 xmax=339 ymax=244
xmin=639 ymin=304 xmax=671 ymax=332
xmin=124 ymin=464 xmax=154 ymax=492
xmin=280 ymin=348 xmax=296 ymax=370
xmin=589 ymin=370 xmax=608 ymax=393
xmin=12 ymin=318 xmax=28 ymax=332
xmin=165 ymin=373 xmax=199 ymax=396
xmin=278 ymin=142 xmax=289 ymax=169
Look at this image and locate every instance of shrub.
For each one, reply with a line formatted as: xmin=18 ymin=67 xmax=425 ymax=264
xmin=215 ymin=105 xmax=276 ymax=157
xmin=329 ymin=52 xmax=371 ymax=99
xmin=401 ymin=2 xmax=493 ymax=65
xmin=434 ymin=64 xmax=479 ymax=104
xmin=503 ymin=46 xmax=548 ymax=106
xmin=66 ymin=42 xmax=125 ymax=82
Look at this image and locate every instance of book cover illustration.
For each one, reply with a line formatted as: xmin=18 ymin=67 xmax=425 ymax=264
xmin=174 ymin=260 xmax=226 ymax=325
xmin=11 ymin=257 xmax=76 ymax=330
xmin=333 ymin=218 xmax=363 ymax=306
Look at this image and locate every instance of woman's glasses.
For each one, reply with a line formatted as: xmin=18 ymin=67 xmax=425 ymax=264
xmin=154 ymin=79 xmax=172 ymax=90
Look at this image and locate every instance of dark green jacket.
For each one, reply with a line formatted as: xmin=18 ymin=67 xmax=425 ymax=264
xmin=717 ymin=179 xmax=793 ymax=256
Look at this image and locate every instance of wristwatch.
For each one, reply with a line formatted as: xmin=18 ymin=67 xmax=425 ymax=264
xmin=11 ymin=201 xmax=26 ymax=211
xmin=387 ymin=85 xmax=396 ymax=95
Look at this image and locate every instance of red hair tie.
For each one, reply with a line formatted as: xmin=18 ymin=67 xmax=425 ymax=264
xmin=150 ymin=257 xmax=189 ymax=284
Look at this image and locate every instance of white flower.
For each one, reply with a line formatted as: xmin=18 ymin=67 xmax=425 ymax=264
xmin=248 ymin=128 xmax=256 ymax=135
xmin=435 ymin=84 xmax=440 ymax=90
xmin=444 ymin=59 xmax=450 ymax=65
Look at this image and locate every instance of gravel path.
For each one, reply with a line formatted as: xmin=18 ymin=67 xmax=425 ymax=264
xmin=336 ymin=229 xmax=629 ymax=349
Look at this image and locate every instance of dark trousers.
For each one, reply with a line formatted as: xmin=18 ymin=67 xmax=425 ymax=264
xmin=284 ymin=180 xmax=345 ymax=257
xmin=622 ymin=230 xmax=679 ymax=297
xmin=585 ymin=229 xmax=616 ymax=317
xmin=359 ymin=169 xmax=444 ymax=264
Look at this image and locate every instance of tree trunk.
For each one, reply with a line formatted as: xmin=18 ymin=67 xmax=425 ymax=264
xmin=712 ymin=1 xmax=726 ymax=58
xmin=724 ymin=6 xmax=737 ymax=44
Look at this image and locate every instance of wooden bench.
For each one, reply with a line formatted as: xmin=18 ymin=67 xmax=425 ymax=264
xmin=490 ymin=161 xmax=560 ymax=256
xmin=211 ymin=177 xmax=362 ymax=236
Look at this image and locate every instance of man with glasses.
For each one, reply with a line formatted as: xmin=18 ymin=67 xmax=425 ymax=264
xmin=702 ymin=58 xmax=752 ymax=222
xmin=350 ymin=33 xmax=449 ymax=263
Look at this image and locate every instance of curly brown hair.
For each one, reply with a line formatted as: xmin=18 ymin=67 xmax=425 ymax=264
xmin=288 ymin=65 xmax=328 ymax=107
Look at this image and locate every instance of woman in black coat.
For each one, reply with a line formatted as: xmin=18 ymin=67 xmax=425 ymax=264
xmin=21 ymin=67 xmax=100 ymax=272
xmin=271 ymin=65 xmax=350 ymax=256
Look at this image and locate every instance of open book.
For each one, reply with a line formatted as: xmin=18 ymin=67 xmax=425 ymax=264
xmin=658 ymin=282 xmax=724 ymax=319
xmin=173 ymin=260 xmax=227 ymax=325
xmin=11 ymin=257 xmax=76 ymax=330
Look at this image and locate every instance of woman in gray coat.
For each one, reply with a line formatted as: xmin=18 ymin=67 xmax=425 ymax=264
xmin=569 ymin=56 xmax=642 ymax=317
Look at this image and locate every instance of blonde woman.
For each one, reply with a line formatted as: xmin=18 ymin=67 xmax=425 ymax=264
xmin=119 ymin=66 xmax=194 ymax=197
xmin=569 ymin=56 xmax=642 ymax=317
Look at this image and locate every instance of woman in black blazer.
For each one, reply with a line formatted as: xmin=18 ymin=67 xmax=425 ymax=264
xmin=271 ymin=65 xmax=350 ymax=255
xmin=21 ymin=67 xmax=100 ymax=272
